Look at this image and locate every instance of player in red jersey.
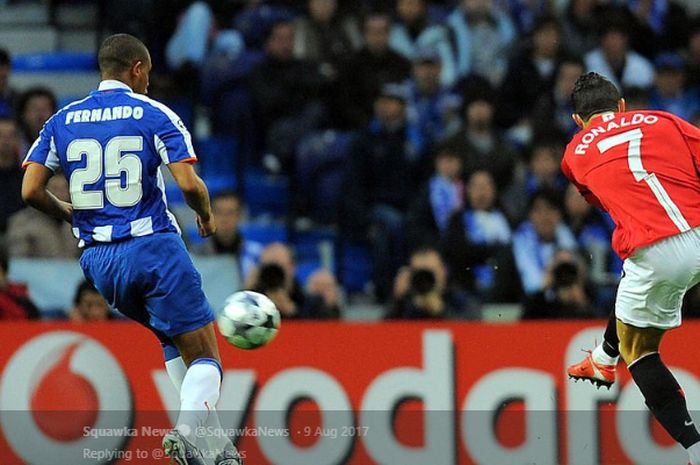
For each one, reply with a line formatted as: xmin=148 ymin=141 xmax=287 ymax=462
xmin=563 ymin=72 xmax=700 ymax=465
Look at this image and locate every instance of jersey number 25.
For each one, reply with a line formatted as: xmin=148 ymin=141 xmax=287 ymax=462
xmin=67 ymin=136 xmax=143 ymax=209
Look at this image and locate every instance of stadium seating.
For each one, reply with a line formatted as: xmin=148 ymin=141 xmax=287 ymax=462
xmin=295 ymin=130 xmax=355 ymax=224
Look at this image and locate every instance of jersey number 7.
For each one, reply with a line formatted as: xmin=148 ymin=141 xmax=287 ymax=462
xmin=597 ymin=128 xmax=690 ymax=233
xmin=67 ymin=136 xmax=144 ymax=209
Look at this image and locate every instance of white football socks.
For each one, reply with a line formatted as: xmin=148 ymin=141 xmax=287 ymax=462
xmin=168 ymin=358 xmax=233 ymax=455
xmin=592 ymin=343 xmax=619 ymax=366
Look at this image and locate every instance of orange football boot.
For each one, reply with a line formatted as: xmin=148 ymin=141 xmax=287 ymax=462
xmin=567 ymin=350 xmax=616 ymax=389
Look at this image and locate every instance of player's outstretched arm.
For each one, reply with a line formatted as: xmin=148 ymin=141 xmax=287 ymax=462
xmin=21 ymin=163 xmax=72 ymax=223
xmin=168 ymin=161 xmax=216 ymax=237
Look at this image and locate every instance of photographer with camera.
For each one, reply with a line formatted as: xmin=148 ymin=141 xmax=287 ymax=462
xmin=522 ymin=249 xmax=599 ymax=319
xmin=245 ymin=242 xmax=341 ymax=319
xmin=385 ymin=246 xmax=478 ymax=319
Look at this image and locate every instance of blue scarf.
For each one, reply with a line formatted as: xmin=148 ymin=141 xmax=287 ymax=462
xmin=430 ymin=175 xmax=462 ymax=232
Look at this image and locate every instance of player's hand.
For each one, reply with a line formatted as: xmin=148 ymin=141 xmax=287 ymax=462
xmin=197 ymin=214 xmax=216 ymax=238
xmin=60 ymin=201 xmax=73 ymax=223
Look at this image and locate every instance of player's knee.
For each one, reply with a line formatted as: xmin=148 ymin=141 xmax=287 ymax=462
xmin=619 ymin=338 xmax=658 ymax=365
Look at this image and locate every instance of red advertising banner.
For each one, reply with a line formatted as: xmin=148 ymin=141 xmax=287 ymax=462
xmin=1 ymin=321 xmax=699 ymax=465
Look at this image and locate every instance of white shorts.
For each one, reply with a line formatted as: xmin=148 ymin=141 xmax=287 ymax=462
xmin=616 ymin=226 xmax=700 ymax=330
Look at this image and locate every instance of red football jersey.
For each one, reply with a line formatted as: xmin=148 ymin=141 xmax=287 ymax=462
xmin=562 ymin=110 xmax=700 ymax=259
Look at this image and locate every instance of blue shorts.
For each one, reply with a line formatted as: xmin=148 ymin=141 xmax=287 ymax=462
xmin=79 ymin=232 xmax=215 ymax=351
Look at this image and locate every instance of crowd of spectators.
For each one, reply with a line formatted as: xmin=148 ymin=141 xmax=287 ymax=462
xmin=4 ymin=0 xmax=700 ymax=321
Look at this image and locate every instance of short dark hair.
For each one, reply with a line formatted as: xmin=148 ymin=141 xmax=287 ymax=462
xmin=0 ymin=48 xmax=10 ymax=67
xmin=98 ymin=33 xmax=149 ymax=75
xmin=571 ymin=72 xmax=621 ymax=121
xmin=529 ymin=188 xmax=563 ymax=213
xmin=17 ymin=87 xmax=57 ymax=117
xmin=73 ymin=280 xmax=100 ymax=306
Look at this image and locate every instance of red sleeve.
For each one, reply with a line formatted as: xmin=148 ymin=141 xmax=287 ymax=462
xmin=668 ymin=113 xmax=700 ymax=175
xmin=562 ymin=154 xmax=605 ymax=211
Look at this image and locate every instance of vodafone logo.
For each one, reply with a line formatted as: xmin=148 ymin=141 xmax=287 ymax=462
xmin=0 ymin=331 xmax=132 ymax=465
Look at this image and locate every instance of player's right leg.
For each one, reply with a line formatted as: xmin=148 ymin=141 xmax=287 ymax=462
xmin=136 ymin=234 xmax=241 ymax=465
xmin=567 ymin=309 xmax=620 ymax=388
xmin=80 ymin=233 xmax=241 ymax=465
xmin=613 ymin=228 xmax=700 ymax=465
xmin=617 ymin=320 xmax=700 ymax=464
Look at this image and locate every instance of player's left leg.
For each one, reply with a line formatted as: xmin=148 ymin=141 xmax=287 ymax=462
xmin=617 ymin=320 xmax=700 ymax=464
xmin=163 ymin=336 xmax=240 ymax=465
xmin=568 ymin=309 xmax=620 ymax=387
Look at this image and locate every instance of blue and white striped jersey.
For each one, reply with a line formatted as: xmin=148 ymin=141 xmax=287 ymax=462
xmin=23 ymin=80 xmax=196 ymax=247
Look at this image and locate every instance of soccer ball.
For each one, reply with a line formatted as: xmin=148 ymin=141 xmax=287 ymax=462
xmin=217 ymin=291 xmax=281 ymax=349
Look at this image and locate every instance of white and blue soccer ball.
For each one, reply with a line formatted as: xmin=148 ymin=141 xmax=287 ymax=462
xmin=217 ymin=291 xmax=281 ymax=349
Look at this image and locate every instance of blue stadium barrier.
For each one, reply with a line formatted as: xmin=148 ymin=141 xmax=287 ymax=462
xmin=295 ymin=130 xmax=355 ymax=223
xmin=196 ymin=136 xmax=238 ymax=178
xmin=12 ymin=52 xmax=97 ymax=72
xmin=340 ymin=242 xmax=372 ymax=293
xmin=244 ymin=169 xmax=289 ymax=218
xmin=239 ymin=222 xmax=288 ymax=246
xmin=162 ymin=99 xmax=194 ymax=134
xmin=293 ymin=228 xmax=336 ymax=262
xmin=296 ymin=260 xmax=322 ymax=288
xmin=202 ymin=174 xmax=237 ymax=197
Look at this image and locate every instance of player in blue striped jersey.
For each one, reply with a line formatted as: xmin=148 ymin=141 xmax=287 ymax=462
xmin=21 ymin=34 xmax=241 ymax=465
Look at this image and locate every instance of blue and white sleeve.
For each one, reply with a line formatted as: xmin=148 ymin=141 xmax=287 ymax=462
xmin=22 ymin=118 xmax=59 ymax=171
xmin=152 ymin=104 xmax=197 ymax=165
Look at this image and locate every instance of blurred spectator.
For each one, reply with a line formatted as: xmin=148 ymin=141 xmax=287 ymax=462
xmin=685 ymin=24 xmax=700 ymax=90
xmin=405 ymin=147 xmax=464 ymax=251
xmin=0 ymin=48 xmax=17 ymax=118
xmin=336 ymin=12 xmax=411 ymax=128
xmin=497 ymin=16 xmax=565 ymax=131
xmin=440 ymin=91 xmax=518 ymax=191
xmin=386 ymin=246 xmax=478 ymax=319
xmin=623 ymin=85 xmax=651 ymax=110
xmin=649 ymin=52 xmax=700 ymax=121
xmin=512 ymin=188 xmax=577 ymax=295
xmin=165 ymin=1 xmax=245 ymax=91
xmin=69 ymin=280 xmax=111 ymax=322
xmin=625 ymin=0 xmax=690 ymax=57
xmin=246 ymin=242 xmax=305 ymax=318
xmin=522 ymin=249 xmax=599 ymax=318
xmin=564 ymin=183 xmax=620 ymax=287
xmin=195 ymin=191 xmax=244 ymax=257
xmin=446 ymin=0 xmax=516 ymax=86
xmin=0 ymin=247 xmax=39 ymax=320
xmin=343 ymin=84 xmax=424 ymax=302
xmin=246 ymin=242 xmax=341 ymax=318
xmin=443 ymin=170 xmax=516 ymax=301
xmin=250 ymin=20 xmax=330 ymax=172
xmin=0 ymin=118 xmax=23 ymax=233
xmin=7 ymin=174 xmax=79 ymax=258
xmin=531 ymin=56 xmax=585 ymax=140
xmin=503 ymin=136 xmax=568 ymax=223
xmin=293 ymin=0 xmax=361 ymax=68
xmin=389 ymin=0 xmax=458 ymax=86
xmin=584 ymin=20 xmax=654 ymax=91
xmin=560 ymin=0 xmax=602 ymax=57
xmin=405 ymin=49 xmax=462 ymax=150
xmin=304 ymin=269 xmax=342 ymax=319
xmin=503 ymin=0 xmax=550 ymax=35
xmin=16 ymin=87 xmax=57 ymax=156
